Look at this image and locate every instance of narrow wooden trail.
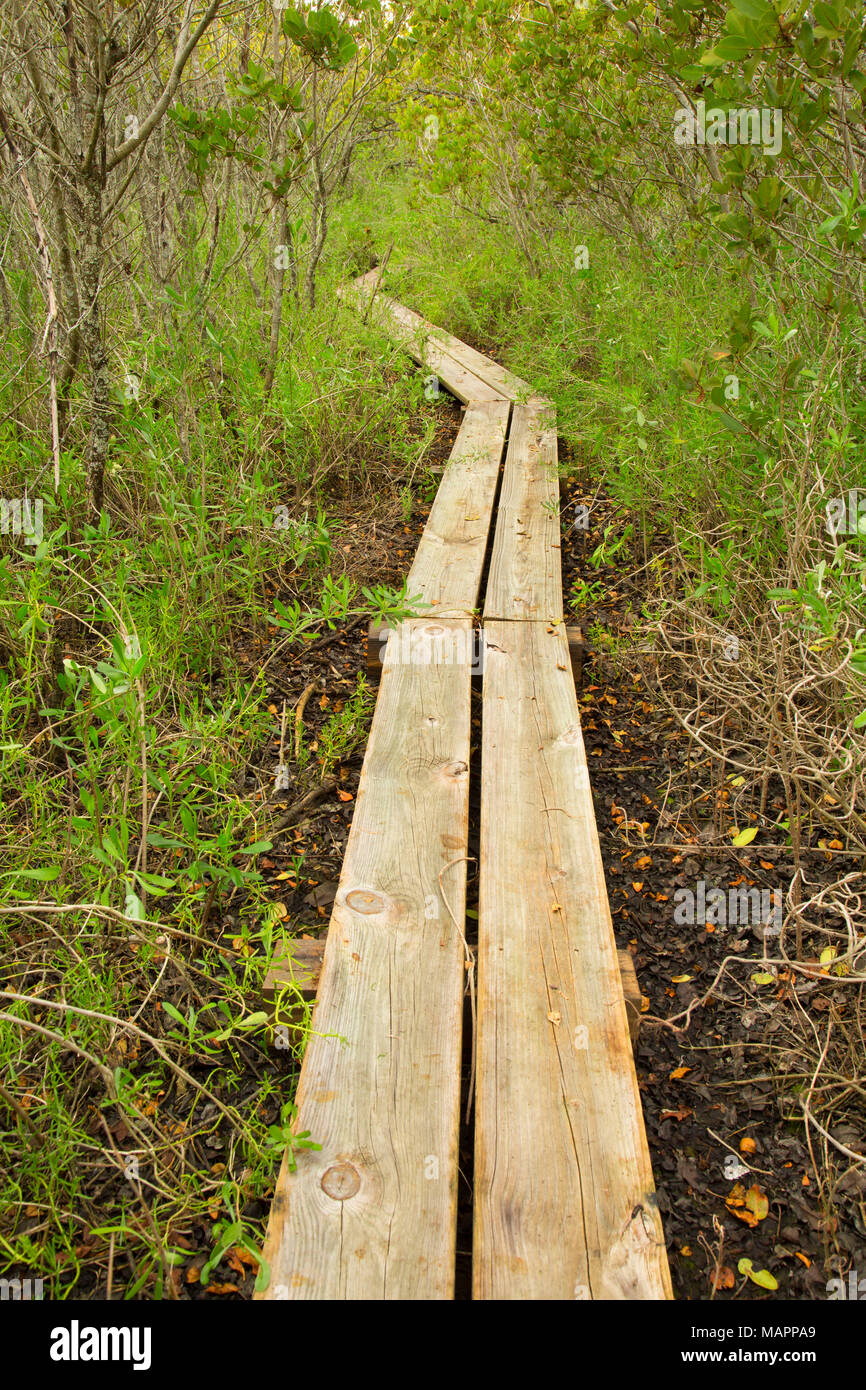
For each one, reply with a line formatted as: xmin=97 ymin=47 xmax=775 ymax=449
xmin=257 ymin=270 xmax=672 ymax=1301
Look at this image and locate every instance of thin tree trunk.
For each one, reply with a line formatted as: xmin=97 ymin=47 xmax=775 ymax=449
xmin=80 ymin=172 xmax=111 ymax=518
xmin=264 ymin=203 xmax=289 ymax=399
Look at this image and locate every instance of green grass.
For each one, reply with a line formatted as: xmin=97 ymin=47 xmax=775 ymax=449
xmin=2 ymin=129 xmax=865 ymax=1296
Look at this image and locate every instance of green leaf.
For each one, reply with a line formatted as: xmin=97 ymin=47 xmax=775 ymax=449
xmin=17 ymin=865 xmax=61 ymax=881
xmin=812 ymin=3 xmax=843 ymax=38
xmin=145 ymin=831 xmax=184 ymax=848
xmin=253 ymin=1251 xmax=271 ymax=1294
xmin=135 ymin=871 xmax=175 ymax=890
xmin=732 ymin=826 xmax=759 ymax=846
xmin=236 ymin=840 xmax=272 ymax=856
xmin=729 ymin=0 xmax=772 ymax=17
xmin=738 ymin=1257 xmax=779 ymax=1290
xmin=714 ymin=35 xmax=755 ymax=60
xmin=101 ymin=831 xmax=124 ymax=862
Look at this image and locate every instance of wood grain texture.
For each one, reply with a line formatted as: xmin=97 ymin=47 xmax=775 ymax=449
xmin=383 ymin=297 xmax=525 ymax=401
xmin=339 ymin=270 xmax=555 ymax=409
xmin=474 ymin=620 xmax=672 ymax=1301
xmin=257 ymin=619 xmax=473 ymax=1300
xmin=338 ymin=271 xmax=501 ymax=404
xmin=483 ymin=404 xmax=563 ymax=622
xmin=405 ymin=400 xmax=509 ymax=615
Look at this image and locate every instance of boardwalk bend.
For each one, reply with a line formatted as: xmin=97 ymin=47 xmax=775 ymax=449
xmin=256 ymin=268 xmax=673 ymax=1301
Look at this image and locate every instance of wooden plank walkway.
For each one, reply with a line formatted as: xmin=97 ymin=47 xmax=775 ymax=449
xmin=338 ymin=269 xmax=503 ymax=406
xmin=258 ymin=617 xmax=475 ymax=1300
xmin=475 ymin=622 xmax=671 ymax=1299
xmin=407 ymin=399 xmax=508 ymax=616
xmin=483 ymin=403 xmax=562 ymax=622
xmin=258 ymin=268 xmax=671 ymax=1300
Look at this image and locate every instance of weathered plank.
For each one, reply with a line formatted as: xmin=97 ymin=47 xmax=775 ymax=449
xmin=263 ymin=939 xmax=642 ymax=1050
xmin=367 ymin=621 xmax=585 ymax=685
xmin=404 ymin=399 xmax=509 ymax=616
xmin=483 ymin=404 xmax=563 ymax=622
xmin=339 ymin=271 xmax=501 ymax=405
xmin=257 ymin=618 xmax=473 ymax=1300
xmin=384 ymin=297 xmax=529 ymax=403
xmin=474 ymin=620 xmax=672 ymax=1300
xmin=341 ymin=268 xmax=556 ymax=411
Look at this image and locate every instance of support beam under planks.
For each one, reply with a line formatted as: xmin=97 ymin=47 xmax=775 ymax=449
xmin=483 ymin=404 xmax=563 ymax=623
xmin=256 ymin=618 xmax=474 ymax=1300
xmin=474 ymin=619 xmax=673 ymax=1301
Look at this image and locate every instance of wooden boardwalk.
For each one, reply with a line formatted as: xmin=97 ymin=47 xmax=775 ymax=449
xmin=258 ymin=271 xmax=672 ymax=1301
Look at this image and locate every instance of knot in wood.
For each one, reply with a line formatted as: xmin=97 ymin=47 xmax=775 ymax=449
xmin=321 ymin=1162 xmax=360 ymax=1200
xmin=345 ymin=889 xmax=386 ymax=915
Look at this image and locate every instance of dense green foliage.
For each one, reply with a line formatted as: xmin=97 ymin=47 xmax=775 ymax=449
xmin=0 ymin=0 xmax=863 ymax=1296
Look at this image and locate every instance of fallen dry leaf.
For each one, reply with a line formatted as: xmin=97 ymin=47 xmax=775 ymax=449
xmin=659 ymin=1106 xmax=693 ymax=1122
xmin=226 ymin=1246 xmax=259 ymax=1276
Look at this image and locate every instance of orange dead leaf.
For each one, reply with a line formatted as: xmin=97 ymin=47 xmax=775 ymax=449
xmin=226 ymin=1246 xmax=259 ymax=1276
xmin=669 ymin=1066 xmax=692 ymax=1080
